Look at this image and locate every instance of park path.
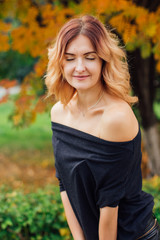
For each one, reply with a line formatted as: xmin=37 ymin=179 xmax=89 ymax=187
xmin=0 ymin=153 xmax=57 ymax=193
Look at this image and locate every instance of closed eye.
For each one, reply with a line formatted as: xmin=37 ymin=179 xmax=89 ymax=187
xmin=86 ymin=57 xmax=95 ymax=60
xmin=66 ymin=58 xmax=75 ymax=61
xmin=65 ymin=57 xmax=95 ymax=61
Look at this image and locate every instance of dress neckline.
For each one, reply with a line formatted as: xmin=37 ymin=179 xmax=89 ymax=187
xmin=51 ymin=121 xmax=140 ymax=146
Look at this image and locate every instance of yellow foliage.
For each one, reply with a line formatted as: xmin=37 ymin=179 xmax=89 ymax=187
xmin=136 ymin=12 xmax=148 ymax=30
xmin=0 ymin=94 xmax=9 ymax=104
xmin=112 ymin=0 xmax=129 ymax=12
xmin=156 ymin=61 xmax=160 ymax=73
xmin=93 ymin=0 xmax=113 ymax=15
xmin=41 ymin=160 xmax=50 ymax=168
xmin=0 ymin=0 xmax=30 ymax=21
xmin=0 ymin=34 xmax=10 ymax=51
xmin=34 ymin=96 xmax=46 ymax=114
xmin=141 ymin=140 xmax=150 ymax=178
xmin=10 ymin=3 xmax=75 ymax=58
xmin=156 ymin=6 xmax=160 ymax=20
xmin=145 ymin=24 xmax=157 ymax=38
xmin=34 ymin=54 xmax=48 ymax=76
xmin=123 ymin=24 xmax=137 ymax=44
xmin=30 ymin=110 xmax=36 ymax=123
xmin=23 ymin=7 xmax=39 ymax=24
xmin=79 ymin=0 xmax=96 ymax=14
xmin=59 ymin=228 xmax=70 ymax=237
xmin=145 ymin=175 xmax=160 ymax=188
xmin=144 ymin=13 xmax=157 ymax=37
xmin=109 ymin=14 xmax=126 ymax=33
xmin=0 ymin=21 xmax=11 ymax=32
xmin=123 ymin=5 xmax=146 ymax=18
xmin=41 ymin=4 xmax=54 ymax=19
xmin=1 ymin=0 xmax=160 ymax=125
xmin=11 ymin=26 xmax=28 ymax=54
xmin=13 ymin=113 xmax=22 ymax=126
xmin=6 ymin=191 xmax=18 ymax=198
xmin=0 ymin=20 xmax=11 ymax=52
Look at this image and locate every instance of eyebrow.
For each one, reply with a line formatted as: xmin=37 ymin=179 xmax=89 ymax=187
xmin=65 ymin=51 xmax=96 ymax=56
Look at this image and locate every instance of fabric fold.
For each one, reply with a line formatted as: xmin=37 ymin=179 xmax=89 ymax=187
xmin=51 ymin=121 xmax=154 ymax=240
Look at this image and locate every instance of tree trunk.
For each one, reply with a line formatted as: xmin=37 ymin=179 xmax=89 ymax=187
xmin=128 ymin=49 xmax=160 ymax=175
xmin=142 ymin=124 xmax=160 ymax=175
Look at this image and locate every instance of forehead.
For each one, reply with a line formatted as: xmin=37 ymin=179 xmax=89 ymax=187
xmin=66 ymin=34 xmax=95 ymax=53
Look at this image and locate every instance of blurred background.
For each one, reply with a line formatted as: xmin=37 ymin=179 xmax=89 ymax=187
xmin=0 ymin=0 xmax=160 ymax=239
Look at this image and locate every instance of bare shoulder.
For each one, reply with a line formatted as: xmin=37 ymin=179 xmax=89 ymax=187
xmin=51 ymin=101 xmax=65 ymax=123
xmin=100 ymin=101 xmax=139 ymax=142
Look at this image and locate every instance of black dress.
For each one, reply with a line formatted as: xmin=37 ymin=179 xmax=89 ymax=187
xmin=51 ymin=121 xmax=154 ymax=240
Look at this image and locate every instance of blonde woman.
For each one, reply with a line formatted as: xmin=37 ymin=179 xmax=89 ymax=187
xmin=45 ymin=15 xmax=160 ymax=240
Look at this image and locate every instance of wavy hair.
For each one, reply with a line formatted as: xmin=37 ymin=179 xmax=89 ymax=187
xmin=45 ymin=15 xmax=138 ymax=106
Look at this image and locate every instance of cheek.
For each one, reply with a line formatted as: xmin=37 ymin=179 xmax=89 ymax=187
xmin=63 ymin=64 xmax=74 ymax=76
xmin=89 ymin=62 xmax=102 ymax=76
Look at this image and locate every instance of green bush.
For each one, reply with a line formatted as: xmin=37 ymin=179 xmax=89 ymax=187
xmin=0 ymin=178 xmax=159 ymax=240
xmin=143 ymin=175 xmax=160 ymax=222
xmin=0 ymin=185 xmax=72 ymax=240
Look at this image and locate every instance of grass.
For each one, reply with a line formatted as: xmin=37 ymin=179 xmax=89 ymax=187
xmin=1 ymin=99 xmax=160 ymax=191
xmin=0 ymin=100 xmax=57 ymax=190
xmin=0 ymin=101 xmax=52 ymax=153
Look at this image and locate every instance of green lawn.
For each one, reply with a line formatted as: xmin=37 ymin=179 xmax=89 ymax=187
xmin=0 ymin=100 xmax=56 ymax=189
xmin=1 ymin=100 xmax=160 ymax=154
xmin=0 ymin=101 xmax=52 ymax=153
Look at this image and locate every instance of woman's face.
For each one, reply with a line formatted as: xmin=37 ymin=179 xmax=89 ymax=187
xmin=62 ymin=34 xmax=103 ymax=91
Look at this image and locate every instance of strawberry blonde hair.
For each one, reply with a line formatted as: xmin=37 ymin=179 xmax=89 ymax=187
xmin=45 ymin=15 xmax=138 ymax=106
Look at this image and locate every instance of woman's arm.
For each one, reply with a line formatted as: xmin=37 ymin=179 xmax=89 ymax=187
xmin=99 ymin=206 xmax=118 ymax=240
xmin=61 ymin=191 xmax=85 ymax=240
xmin=99 ymin=104 xmax=138 ymax=239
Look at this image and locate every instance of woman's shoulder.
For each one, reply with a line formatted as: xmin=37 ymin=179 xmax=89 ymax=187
xmin=100 ymin=100 xmax=139 ymax=142
xmin=51 ymin=101 xmax=65 ymax=123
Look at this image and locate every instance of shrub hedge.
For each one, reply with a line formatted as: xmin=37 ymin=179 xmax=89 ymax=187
xmin=143 ymin=175 xmax=160 ymax=222
xmin=0 ymin=177 xmax=160 ymax=240
xmin=0 ymin=185 xmax=72 ymax=240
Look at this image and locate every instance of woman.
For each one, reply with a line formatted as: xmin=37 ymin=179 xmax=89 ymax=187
xmin=45 ymin=15 xmax=160 ymax=240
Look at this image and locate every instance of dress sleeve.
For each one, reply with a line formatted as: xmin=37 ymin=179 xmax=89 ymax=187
xmin=55 ymin=165 xmax=66 ymax=192
xmin=90 ymin=146 xmax=133 ymax=208
xmin=52 ymin=131 xmax=66 ymax=192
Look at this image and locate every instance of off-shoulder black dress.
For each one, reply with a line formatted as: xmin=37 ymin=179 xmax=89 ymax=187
xmin=51 ymin=121 xmax=154 ymax=240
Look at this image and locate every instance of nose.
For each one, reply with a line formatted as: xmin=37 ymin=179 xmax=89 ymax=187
xmin=75 ymin=59 xmax=86 ymax=73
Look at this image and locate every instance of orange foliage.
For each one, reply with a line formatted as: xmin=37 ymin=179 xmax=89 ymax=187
xmin=1 ymin=0 xmax=160 ymax=74
xmin=34 ymin=96 xmax=46 ymax=113
xmin=15 ymin=95 xmax=35 ymax=114
xmin=0 ymin=79 xmax=17 ymax=88
xmin=34 ymin=55 xmax=48 ymax=77
xmin=0 ymin=94 xmax=9 ymax=104
xmin=0 ymin=0 xmax=160 ymax=67
xmin=1 ymin=0 xmax=160 ymax=126
xmin=0 ymin=18 xmax=11 ymax=52
xmin=141 ymin=140 xmax=150 ymax=178
xmin=0 ymin=80 xmax=17 ymax=105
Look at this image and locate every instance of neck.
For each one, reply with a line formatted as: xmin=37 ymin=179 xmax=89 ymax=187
xmin=76 ymin=85 xmax=104 ymax=112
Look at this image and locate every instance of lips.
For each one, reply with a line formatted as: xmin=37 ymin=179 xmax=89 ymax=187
xmin=73 ymin=75 xmax=90 ymax=79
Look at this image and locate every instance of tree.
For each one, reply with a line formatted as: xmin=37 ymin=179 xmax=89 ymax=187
xmin=0 ymin=0 xmax=160 ymax=174
xmin=128 ymin=0 xmax=160 ymax=175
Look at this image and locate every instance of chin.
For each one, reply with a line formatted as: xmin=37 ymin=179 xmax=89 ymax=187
xmin=74 ymin=85 xmax=93 ymax=91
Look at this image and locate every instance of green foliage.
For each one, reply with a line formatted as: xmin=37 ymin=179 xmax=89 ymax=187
xmin=0 ymin=101 xmax=52 ymax=153
xmin=0 ymin=185 xmax=72 ymax=240
xmin=0 ymin=50 xmax=36 ymax=82
xmin=143 ymin=176 xmax=160 ymax=222
xmin=140 ymin=41 xmax=152 ymax=59
xmin=154 ymin=102 xmax=160 ymax=121
xmin=154 ymin=87 xmax=160 ymax=121
xmin=0 ymin=178 xmax=160 ymax=240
